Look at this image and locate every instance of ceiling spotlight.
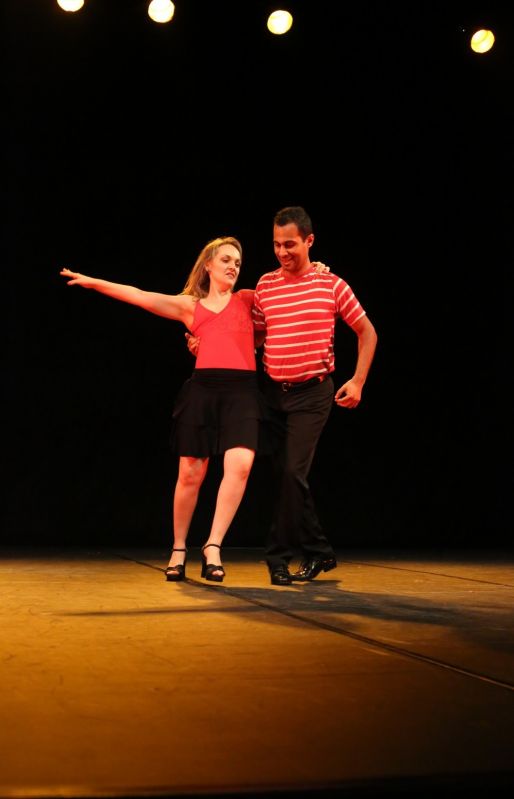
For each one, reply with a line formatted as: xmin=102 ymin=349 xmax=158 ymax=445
xmin=470 ymin=29 xmax=495 ymax=54
xmin=267 ymin=10 xmax=293 ymax=35
xmin=148 ymin=0 xmax=175 ymax=24
xmin=57 ymin=0 xmax=85 ymax=11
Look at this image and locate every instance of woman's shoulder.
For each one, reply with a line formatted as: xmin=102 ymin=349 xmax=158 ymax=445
xmin=234 ymin=288 xmax=255 ymax=305
xmin=174 ymin=292 xmax=198 ymax=304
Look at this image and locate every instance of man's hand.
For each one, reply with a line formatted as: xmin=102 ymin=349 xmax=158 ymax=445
xmin=185 ymin=332 xmax=200 ymax=357
xmin=334 ymin=379 xmax=362 ymax=409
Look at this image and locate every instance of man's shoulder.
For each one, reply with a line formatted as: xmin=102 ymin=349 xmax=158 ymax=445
xmin=311 ymin=269 xmax=347 ymax=288
xmin=314 ymin=267 xmax=344 ymax=281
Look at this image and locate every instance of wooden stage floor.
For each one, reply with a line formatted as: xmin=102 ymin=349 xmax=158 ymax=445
xmin=1 ymin=547 xmax=513 ymax=798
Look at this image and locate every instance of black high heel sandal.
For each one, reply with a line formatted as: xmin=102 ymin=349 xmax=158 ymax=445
xmin=165 ymin=548 xmax=187 ymax=582
xmin=201 ymin=543 xmax=225 ymax=582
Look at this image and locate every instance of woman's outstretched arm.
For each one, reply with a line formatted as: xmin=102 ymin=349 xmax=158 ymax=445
xmin=60 ymin=268 xmax=195 ymax=325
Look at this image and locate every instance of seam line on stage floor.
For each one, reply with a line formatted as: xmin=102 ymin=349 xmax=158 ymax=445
xmin=115 ymin=553 xmax=514 ymax=694
xmin=340 ymin=559 xmax=514 ymax=589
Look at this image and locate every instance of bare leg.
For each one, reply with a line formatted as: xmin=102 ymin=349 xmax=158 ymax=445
xmin=203 ymin=447 xmax=255 ymax=576
xmin=168 ymin=456 xmax=209 ymax=567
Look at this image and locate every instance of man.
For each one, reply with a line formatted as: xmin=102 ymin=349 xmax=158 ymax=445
xmin=253 ymin=206 xmax=377 ymax=585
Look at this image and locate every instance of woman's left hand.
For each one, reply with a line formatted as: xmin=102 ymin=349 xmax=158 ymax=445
xmin=312 ymin=261 xmax=330 ymax=274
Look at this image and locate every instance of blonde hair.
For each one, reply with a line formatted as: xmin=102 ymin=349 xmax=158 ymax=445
xmin=181 ymin=236 xmax=243 ymax=299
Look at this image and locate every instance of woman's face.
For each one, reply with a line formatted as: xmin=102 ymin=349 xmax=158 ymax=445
xmin=206 ymin=244 xmax=242 ymax=290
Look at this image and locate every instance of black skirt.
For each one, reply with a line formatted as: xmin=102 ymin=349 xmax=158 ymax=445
xmin=170 ymin=369 xmax=265 ymax=458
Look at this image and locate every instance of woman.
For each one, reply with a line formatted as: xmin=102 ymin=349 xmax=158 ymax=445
xmin=60 ymin=237 xmax=260 ymax=583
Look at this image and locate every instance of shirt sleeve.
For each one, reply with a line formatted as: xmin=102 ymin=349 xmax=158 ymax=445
xmin=252 ymin=282 xmax=266 ymax=331
xmin=333 ymin=276 xmax=366 ymax=327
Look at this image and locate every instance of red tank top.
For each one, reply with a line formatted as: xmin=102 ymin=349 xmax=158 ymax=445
xmin=191 ymin=290 xmax=256 ymax=370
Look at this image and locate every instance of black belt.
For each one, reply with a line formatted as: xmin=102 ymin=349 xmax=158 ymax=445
xmin=268 ymin=374 xmax=329 ymax=393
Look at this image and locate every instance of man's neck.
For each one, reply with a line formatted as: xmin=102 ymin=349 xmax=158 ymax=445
xmin=281 ymin=262 xmax=312 ymax=280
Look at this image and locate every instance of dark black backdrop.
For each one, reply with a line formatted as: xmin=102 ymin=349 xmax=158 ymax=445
xmin=4 ymin=1 xmax=513 ymax=549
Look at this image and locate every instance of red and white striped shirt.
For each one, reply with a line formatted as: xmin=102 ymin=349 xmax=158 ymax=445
xmin=253 ymin=266 xmax=365 ymax=383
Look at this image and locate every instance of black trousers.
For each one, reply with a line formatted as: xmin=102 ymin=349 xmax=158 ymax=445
xmin=260 ymin=375 xmax=336 ymax=568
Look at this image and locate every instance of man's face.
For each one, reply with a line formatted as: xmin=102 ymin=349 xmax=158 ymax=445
xmin=273 ymin=223 xmax=314 ymax=276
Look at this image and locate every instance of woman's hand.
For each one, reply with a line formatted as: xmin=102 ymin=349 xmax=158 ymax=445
xmin=60 ymin=267 xmax=95 ymax=288
xmin=312 ymin=261 xmax=330 ymax=274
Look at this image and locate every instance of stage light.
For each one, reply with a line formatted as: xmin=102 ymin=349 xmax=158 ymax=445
xmin=470 ymin=29 xmax=495 ymax=53
xmin=148 ymin=0 xmax=175 ymax=24
xmin=56 ymin=0 xmax=84 ymax=11
xmin=267 ymin=10 xmax=293 ymax=35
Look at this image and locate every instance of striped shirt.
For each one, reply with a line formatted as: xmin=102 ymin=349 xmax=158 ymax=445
xmin=253 ymin=267 xmax=365 ymax=382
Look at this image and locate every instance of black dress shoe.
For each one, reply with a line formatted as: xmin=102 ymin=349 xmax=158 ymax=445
xmin=269 ymin=566 xmax=292 ymax=586
xmin=291 ymin=556 xmax=337 ymax=581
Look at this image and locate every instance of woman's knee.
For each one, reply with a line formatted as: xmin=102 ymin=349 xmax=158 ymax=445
xmin=178 ymin=457 xmax=208 ymax=488
xmin=235 ymin=462 xmax=253 ymax=482
xmin=225 ymin=449 xmax=255 ymax=482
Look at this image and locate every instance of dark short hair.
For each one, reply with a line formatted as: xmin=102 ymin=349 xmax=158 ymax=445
xmin=273 ymin=206 xmax=313 ymax=239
